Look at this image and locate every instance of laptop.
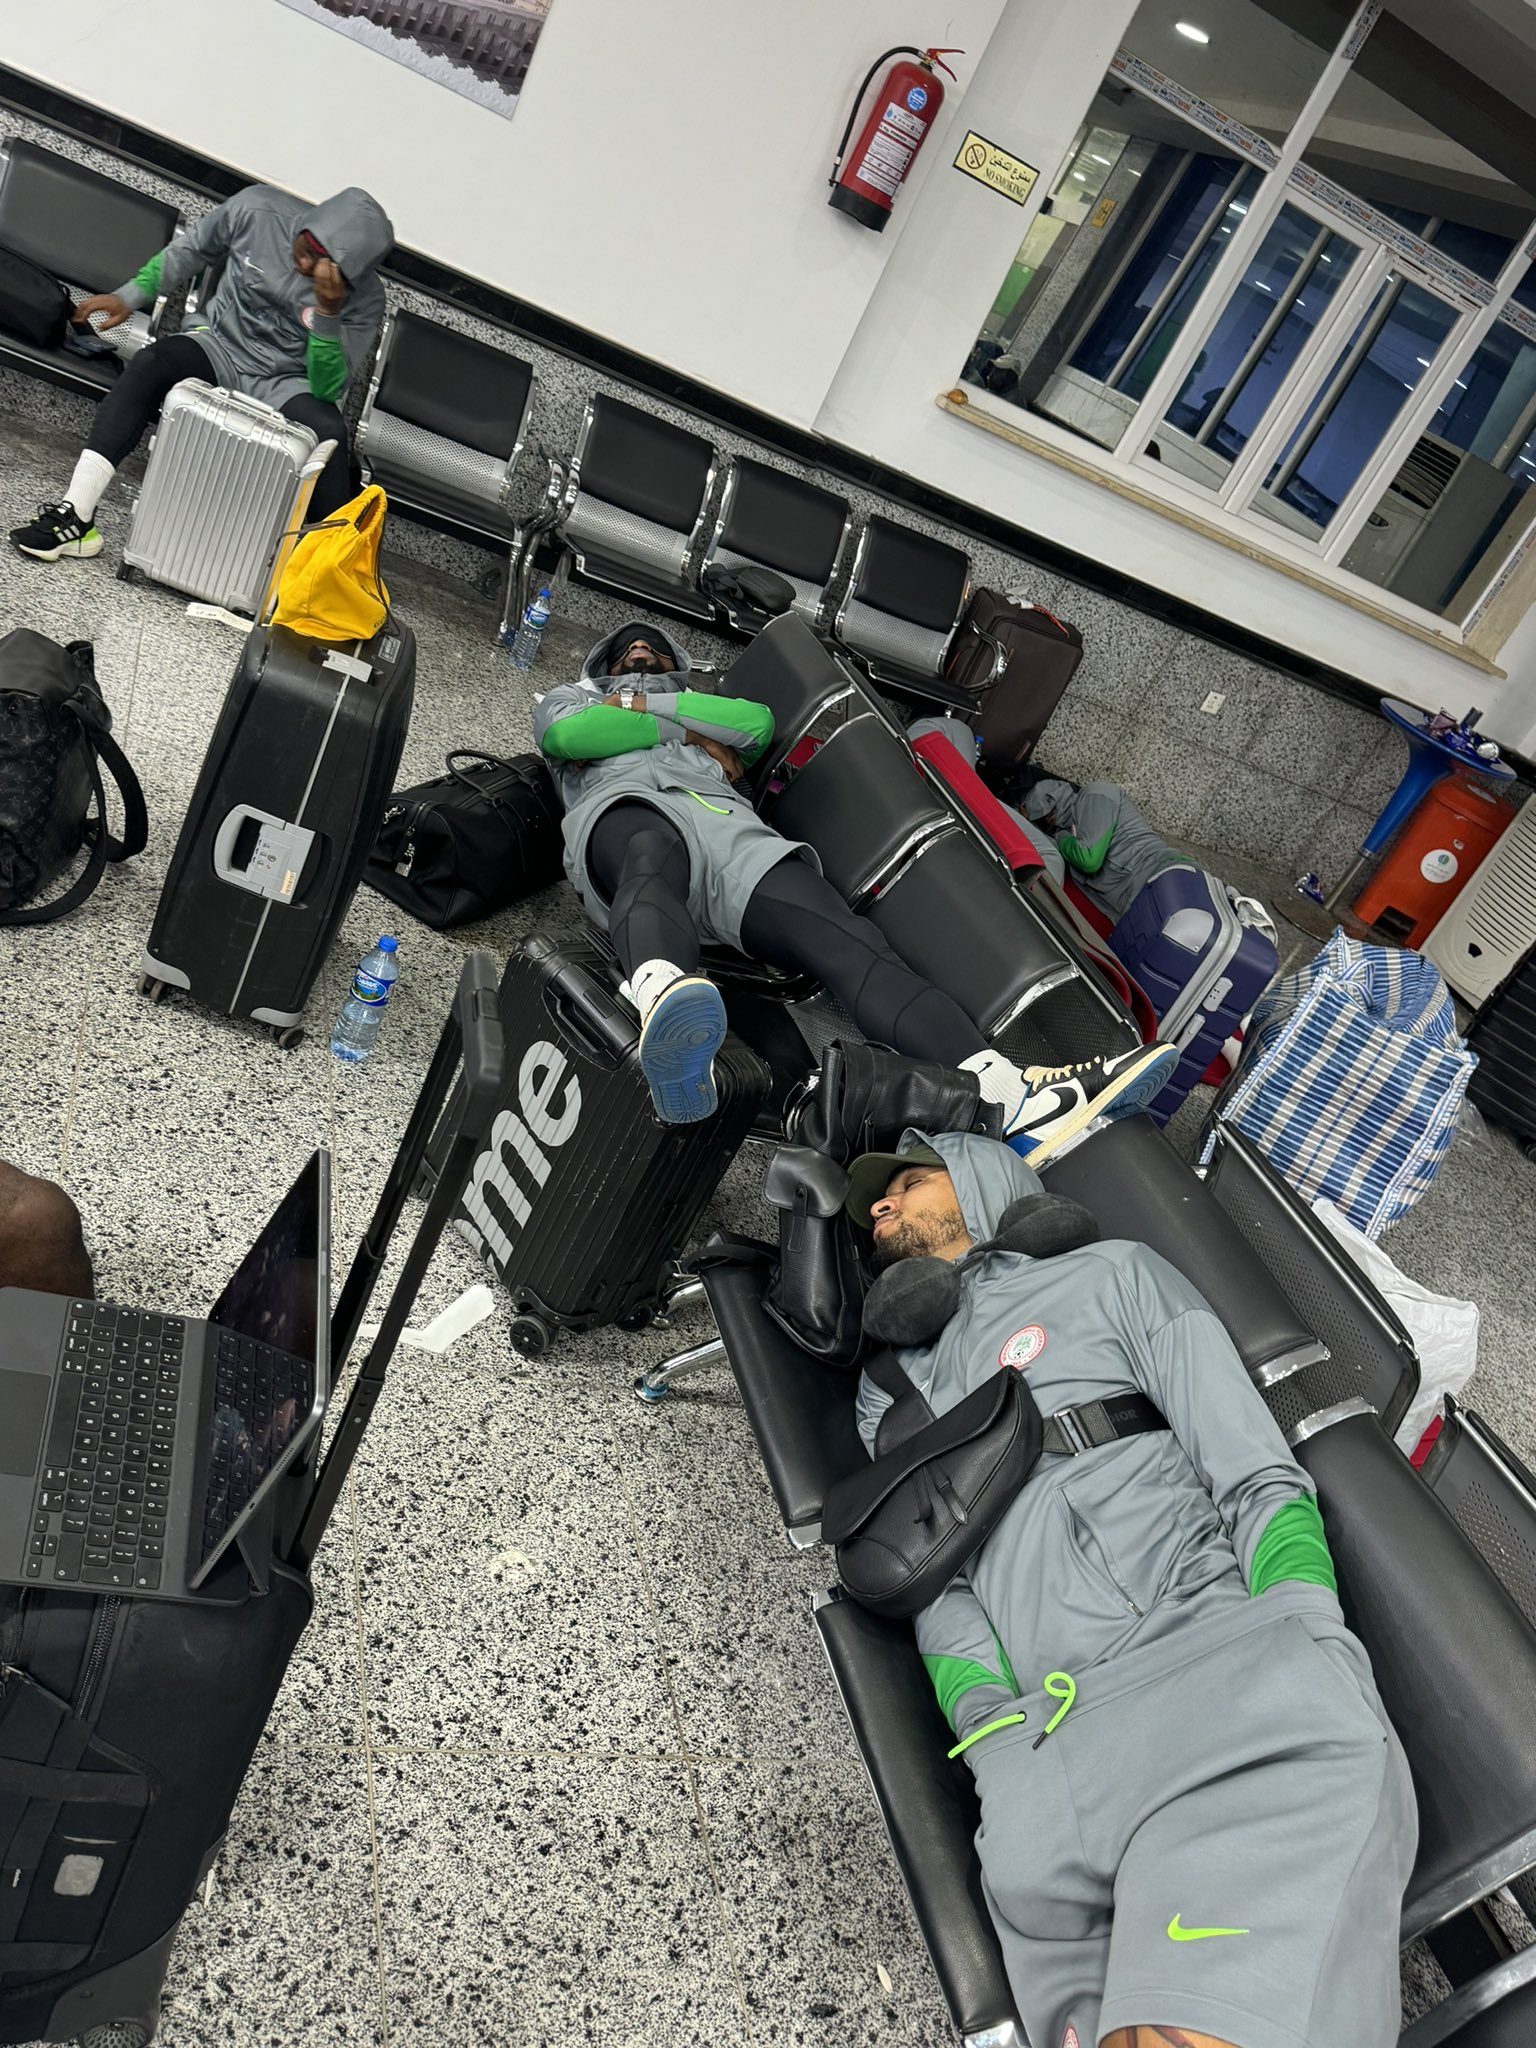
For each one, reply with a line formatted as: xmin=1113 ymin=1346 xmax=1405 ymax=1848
xmin=0 ymin=1149 xmax=330 ymax=1603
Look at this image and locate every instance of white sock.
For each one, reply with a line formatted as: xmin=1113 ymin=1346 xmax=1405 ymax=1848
xmin=960 ymin=1047 xmax=1030 ymax=1109
xmin=630 ymin=958 xmax=691 ymax=1019
xmin=64 ymin=451 xmax=115 ymax=525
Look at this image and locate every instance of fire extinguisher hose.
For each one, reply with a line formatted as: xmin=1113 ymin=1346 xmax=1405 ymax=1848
xmin=828 ymin=48 xmax=924 ymax=185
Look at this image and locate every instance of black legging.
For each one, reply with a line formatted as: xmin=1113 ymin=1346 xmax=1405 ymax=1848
xmin=86 ymin=333 xmax=356 ymax=521
xmin=586 ymin=802 xmax=986 ymax=1065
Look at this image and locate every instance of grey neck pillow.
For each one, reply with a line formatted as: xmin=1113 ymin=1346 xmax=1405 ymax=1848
xmin=862 ymin=1191 xmax=1100 ymax=1350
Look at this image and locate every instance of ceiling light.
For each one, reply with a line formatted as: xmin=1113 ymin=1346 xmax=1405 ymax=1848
xmin=1176 ymin=21 xmax=1210 ymax=41
xmin=1089 ymin=154 xmax=1110 ymax=166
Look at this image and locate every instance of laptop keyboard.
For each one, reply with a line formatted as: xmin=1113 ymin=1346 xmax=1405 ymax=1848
xmin=31 ymin=1303 xmax=183 ymax=1591
xmin=201 ymin=1330 xmax=309 ymax=1560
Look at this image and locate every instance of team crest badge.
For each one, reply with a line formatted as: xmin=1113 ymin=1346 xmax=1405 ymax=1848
xmin=999 ymin=1324 xmax=1047 ymax=1371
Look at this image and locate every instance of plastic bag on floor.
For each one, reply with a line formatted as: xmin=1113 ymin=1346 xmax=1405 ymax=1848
xmin=1310 ymin=1196 xmax=1479 ymax=1457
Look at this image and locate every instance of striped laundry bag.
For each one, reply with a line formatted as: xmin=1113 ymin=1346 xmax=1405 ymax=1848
xmin=1199 ymin=928 xmax=1475 ymax=1239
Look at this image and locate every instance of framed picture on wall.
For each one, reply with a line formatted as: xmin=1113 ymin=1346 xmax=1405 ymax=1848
xmin=275 ymin=0 xmax=551 ymax=122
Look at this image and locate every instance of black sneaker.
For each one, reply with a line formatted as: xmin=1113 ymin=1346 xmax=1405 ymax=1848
xmin=10 ymin=502 xmax=103 ymax=562
xmin=1003 ymin=1043 xmax=1181 ymax=1162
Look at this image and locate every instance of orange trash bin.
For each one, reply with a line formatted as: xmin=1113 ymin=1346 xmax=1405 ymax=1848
xmin=1354 ymin=773 xmax=1515 ymax=947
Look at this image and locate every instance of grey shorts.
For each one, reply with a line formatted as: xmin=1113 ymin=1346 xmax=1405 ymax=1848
xmin=968 ymin=1597 xmax=1417 ymax=2048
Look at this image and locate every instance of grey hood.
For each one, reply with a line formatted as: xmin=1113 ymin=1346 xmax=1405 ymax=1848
xmin=917 ymin=1129 xmax=1043 ymax=1245
xmin=1022 ymin=776 xmax=1077 ymax=826
xmin=297 ymin=188 xmax=394 ymax=283
xmin=580 ymin=620 xmax=694 ymax=684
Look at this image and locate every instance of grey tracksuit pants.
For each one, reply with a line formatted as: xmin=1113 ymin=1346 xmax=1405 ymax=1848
xmin=966 ymin=1586 xmax=1417 ymax=2048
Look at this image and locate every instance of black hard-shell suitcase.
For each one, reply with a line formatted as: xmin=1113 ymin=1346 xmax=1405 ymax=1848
xmin=943 ymin=590 xmax=1083 ymax=774
xmin=438 ymin=933 xmax=770 ymax=1357
xmin=141 ymin=619 xmax=415 ymax=1044
xmin=1468 ymin=950 xmax=1536 ymax=1148
xmin=0 ymin=956 xmax=503 ymax=2046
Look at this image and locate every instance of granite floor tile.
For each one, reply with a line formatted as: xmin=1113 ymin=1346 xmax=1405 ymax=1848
xmin=352 ymin=1370 xmax=675 ymax=1751
xmin=616 ymin=1397 xmax=855 ymax=1762
xmin=1032 ymin=692 xmax=1133 ymax=787
xmin=1136 ymin=641 xmax=1280 ymax=763
xmin=1306 ymin=802 xmax=1380 ymax=895
xmin=370 ymin=1753 xmax=750 ymax=2048
xmin=697 ymin=1759 xmax=958 ymax=2048
xmin=261 ymin=1494 xmax=369 ymax=1751
xmin=1246 ymin=683 xmax=1386 ymax=798
xmin=152 ymin=1751 xmax=385 ymax=2048
xmin=1053 ymin=581 xmax=1183 ymax=713
xmin=1109 ymin=731 xmax=1231 ymax=844
xmin=1195 ymin=759 xmax=1323 ymax=873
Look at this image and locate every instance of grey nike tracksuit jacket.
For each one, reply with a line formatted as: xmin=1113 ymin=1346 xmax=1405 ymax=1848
xmin=532 ymin=620 xmax=819 ymax=952
xmin=857 ymin=1132 xmax=1417 ymax=2048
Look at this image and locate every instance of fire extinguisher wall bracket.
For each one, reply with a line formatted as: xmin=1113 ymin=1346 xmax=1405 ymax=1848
xmin=828 ymin=47 xmax=962 ymax=233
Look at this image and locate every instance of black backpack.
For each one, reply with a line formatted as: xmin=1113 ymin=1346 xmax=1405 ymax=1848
xmin=0 ymin=243 xmax=71 ymax=349
xmin=0 ymin=630 xmax=148 ymax=925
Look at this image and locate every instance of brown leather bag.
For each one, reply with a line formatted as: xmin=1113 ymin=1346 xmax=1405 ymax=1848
xmin=944 ymin=590 xmax=1083 ymax=772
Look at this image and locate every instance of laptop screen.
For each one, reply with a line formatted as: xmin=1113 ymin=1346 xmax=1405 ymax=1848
xmin=195 ymin=1150 xmax=330 ymax=1576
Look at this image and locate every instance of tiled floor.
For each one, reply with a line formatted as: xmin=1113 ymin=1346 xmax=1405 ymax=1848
xmin=3 ymin=411 xmax=1534 ymax=2046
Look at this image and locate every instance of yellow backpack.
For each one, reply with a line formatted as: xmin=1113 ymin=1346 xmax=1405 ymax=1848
xmin=270 ymin=485 xmax=390 ymax=640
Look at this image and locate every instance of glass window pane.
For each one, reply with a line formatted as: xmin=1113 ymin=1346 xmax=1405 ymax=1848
xmin=1120 ymin=0 xmax=1335 ymax=144
xmin=1255 ymin=276 xmax=1461 ymax=534
xmin=1307 ymin=69 xmax=1536 ymax=285
xmin=1149 ymin=206 xmax=1360 ymax=491
xmin=1341 ymin=323 xmax=1536 ymax=618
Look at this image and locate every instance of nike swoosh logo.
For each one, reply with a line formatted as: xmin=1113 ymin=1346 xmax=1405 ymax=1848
xmin=1167 ymin=1915 xmax=1249 ymax=1942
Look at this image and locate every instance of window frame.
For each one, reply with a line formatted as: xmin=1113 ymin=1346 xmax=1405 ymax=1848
xmin=959 ymin=0 xmax=1536 ymax=647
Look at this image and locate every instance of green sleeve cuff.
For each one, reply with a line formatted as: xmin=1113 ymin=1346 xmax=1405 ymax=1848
xmin=1059 ymin=827 xmax=1114 ymax=876
xmin=922 ymin=1631 xmax=1017 ymax=1730
xmin=306 ymin=330 xmax=348 ymax=405
xmin=117 ymin=251 xmax=164 ymax=313
xmin=1249 ymin=1494 xmax=1337 ymax=1598
xmin=674 ymin=691 xmax=775 ymax=762
xmin=541 ymin=705 xmax=660 ymax=762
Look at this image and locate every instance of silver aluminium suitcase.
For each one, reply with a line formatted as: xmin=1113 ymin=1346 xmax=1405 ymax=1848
xmin=121 ymin=379 xmax=335 ymax=614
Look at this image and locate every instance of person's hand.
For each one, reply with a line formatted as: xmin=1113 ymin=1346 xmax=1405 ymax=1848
xmin=311 ymin=256 xmax=347 ymax=316
xmin=73 ymin=293 xmax=131 ymax=331
xmin=686 ymin=732 xmax=745 ymax=782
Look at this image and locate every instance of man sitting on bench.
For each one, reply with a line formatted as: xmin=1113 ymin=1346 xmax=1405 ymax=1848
xmin=847 ymin=1131 xmax=1416 ymax=2048
xmin=535 ymin=620 xmax=1177 ymax=1134
xmin=10 ymin=183 xmax=393 ymax=564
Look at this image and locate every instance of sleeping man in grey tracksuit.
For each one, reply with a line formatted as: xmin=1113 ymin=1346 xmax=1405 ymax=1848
xmin=847 ymin=1131 xmax=1418 ymax=2048
xmin=534 ymin=621 xmax=1177 ymax=1141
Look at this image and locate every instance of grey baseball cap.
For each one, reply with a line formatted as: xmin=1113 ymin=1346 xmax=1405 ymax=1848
xmin=844 ymin=1142 xmax=947 ymax=1228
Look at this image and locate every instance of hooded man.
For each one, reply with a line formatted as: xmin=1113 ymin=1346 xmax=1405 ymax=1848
xmin=11 ymin=184 xmax=394 ymax=563
xmin=846 ymin=1131 xmax=1417 ymax=2048
xmin=534 ymin=622 xmax=1179 ymax=1133
xmin=1025 ymin=776 xmax=1189 ymax=926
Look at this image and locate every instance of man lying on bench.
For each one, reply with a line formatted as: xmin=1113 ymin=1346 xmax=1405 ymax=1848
xmin=534 ymin=619 xmax=1176 ymax=1136
xmin=847 ymin=1130 xmax=1417 ymax=2048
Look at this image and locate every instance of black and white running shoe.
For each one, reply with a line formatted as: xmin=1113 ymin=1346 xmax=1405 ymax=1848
xmin=10 ymin=503 xmax=103 ymax=562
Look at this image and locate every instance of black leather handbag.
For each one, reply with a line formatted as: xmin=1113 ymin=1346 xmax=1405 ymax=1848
xmin=364 ymin=750 xmax=565 ymax=929
xmin=0 ymin=630 xmax=147 ymax=926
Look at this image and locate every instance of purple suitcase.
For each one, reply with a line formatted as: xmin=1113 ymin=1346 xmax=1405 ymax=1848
xmin=1109 ymin=865 xmax=1277 ymax=1122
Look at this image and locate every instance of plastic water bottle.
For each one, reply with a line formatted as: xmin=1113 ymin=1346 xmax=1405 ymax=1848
xmin=330 ymin=936 xmax=399 ymax=1064
xmin=506 ymin=587 xmax=552 ymax=671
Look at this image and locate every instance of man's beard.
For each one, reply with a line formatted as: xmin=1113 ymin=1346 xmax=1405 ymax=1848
xmin=615 ymin=650 xmax=665 ymax=675
xmin=871 ymin=1205 xmax=968 ymax=1269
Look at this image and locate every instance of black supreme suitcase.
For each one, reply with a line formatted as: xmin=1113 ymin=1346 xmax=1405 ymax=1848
xmin=0 ymin=957 xmax=502 ymax=2047
xmin=436 ymin=932 xmax=771 ymax=1357
xmin=943 ymin=590 xmax=1083 ymax=775
xmin=141 ymin=618 xmax=415 ymax=1045
xmin=1467 ymin=949 xmax=1536 ymax=1148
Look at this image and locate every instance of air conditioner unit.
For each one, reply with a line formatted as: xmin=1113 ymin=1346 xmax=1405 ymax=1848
xmin=1422 ymin=795 xmax=1536 ymax=1009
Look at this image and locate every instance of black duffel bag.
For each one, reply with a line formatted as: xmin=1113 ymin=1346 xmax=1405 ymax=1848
xmin=364 ymin=750 xmax=565 ymax=929
xmin=0 ymin=243 xmax=71 ymax=348
xmin=0 ymin=629 xmax=148 ymax=926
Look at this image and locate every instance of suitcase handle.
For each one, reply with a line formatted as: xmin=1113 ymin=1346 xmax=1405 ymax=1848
xmin=541 ymin=955 xmax=637 ymax=1069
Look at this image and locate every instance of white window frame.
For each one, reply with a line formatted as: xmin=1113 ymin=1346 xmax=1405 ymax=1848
xmin=958 ymin=0 xmax=1536 ymax=645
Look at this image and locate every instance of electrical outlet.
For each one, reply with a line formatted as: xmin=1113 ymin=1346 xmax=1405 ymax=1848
xmin=1201 ymin=691 xmax=1226 ymax=714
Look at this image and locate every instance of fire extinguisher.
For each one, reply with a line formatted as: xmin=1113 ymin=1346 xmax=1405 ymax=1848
xmin=828 ymin=47 xmax=962 ymax=233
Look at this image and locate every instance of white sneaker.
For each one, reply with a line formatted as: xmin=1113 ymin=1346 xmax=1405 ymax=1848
xmin=1003 ymin=1044 xmax=1180 ymax=1162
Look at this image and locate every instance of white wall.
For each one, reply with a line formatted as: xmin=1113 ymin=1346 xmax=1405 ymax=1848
xmin=1 ymin=0 xmax=1003 ymax=429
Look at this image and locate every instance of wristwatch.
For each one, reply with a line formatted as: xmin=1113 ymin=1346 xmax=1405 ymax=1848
xmin=617 ymin=684 xmax=638 ymax=711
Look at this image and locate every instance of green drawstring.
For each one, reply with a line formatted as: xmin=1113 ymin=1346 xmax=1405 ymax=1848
xmin=685 ymin=790 xmax=731 ymax=815
xmin=1032 ymin=1671 xmax=1077 ymax=1749
xmin=948 ymin=1713 xmax=1028 ymax=1759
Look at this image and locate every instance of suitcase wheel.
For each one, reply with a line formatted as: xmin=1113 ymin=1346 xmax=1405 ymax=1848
xmin=271 ymin=1025 xmax=305 ymax=1052
xmin=116 ymin=564 xmax=145 ymax=587
xmin=616 ymin=1305 xmax=657 ymax=1332
xmin=138 ymin=975 xmax=170 ymax=1005
xmin=509 ymin=1311 xmax=552 ymax=1359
